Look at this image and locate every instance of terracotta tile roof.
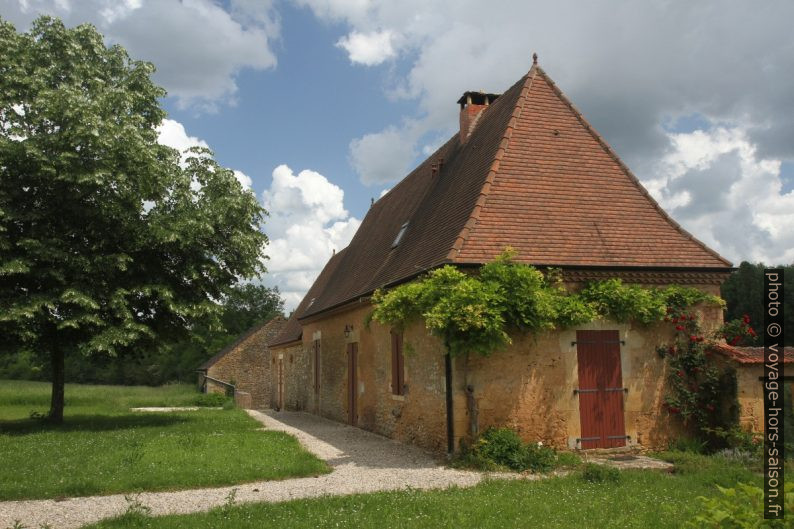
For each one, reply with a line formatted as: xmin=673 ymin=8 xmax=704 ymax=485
xmin=711 ymin=343 xmax=794 ymax=365
xmin=454 ymin=68 xmax=732 ymax=268
xmin=198 ymin=316 xmax=285 ymax=370
xmin=300 ymin=76 xmax=527 ymax=319
xmin=297 ymin=63 xmax=732 ymax=321
xmin=268 ymin=248 xmax=348 ymax=346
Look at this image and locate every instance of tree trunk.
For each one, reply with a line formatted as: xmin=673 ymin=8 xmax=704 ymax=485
xmin=48 ymin=343 xmax=65 ymax=424
xmin=463 ymin=352 xmax=478 ymax=437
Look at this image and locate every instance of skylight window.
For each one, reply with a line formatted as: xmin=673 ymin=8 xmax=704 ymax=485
xmin=392 ymin=222 xmax=409 ymax=248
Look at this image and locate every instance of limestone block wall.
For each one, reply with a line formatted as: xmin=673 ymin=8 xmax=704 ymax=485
xmin=301 ymin=304 xmax=449 ymax=453
xmin=457 ymin=289 xmax=723 ymax=450
xmin=458 ymin=319 xmax=678 ymax=450
xmin=269 ymin=341 xmax=311 ymax=411
xmin=728 ymin=362 xmax=792 ymax=432
xmin=294 ymin=283 xmax=724 ymax=453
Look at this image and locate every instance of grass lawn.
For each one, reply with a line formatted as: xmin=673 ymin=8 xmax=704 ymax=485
xmin=87 ymin=453 xmax=762 ymax=529
xmin=0 ymin=380 xmax=329 ymax=500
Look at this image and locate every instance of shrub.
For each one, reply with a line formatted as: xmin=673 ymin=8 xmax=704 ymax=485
xmin=686 ymin=482 xmax=794 ymax=528
xmin=523 ymin=442 xmax=557 ymax=473
xmin=705 ymin=426 xmax=762 ymax=456
xmin=194 ymin=393 xmax=229 ymax=407
xmin=454 ymin=428 xmax=573 ymax=473
xmin=475 ymin=428 xmax=527 ymax=471
xmin=669 ymin=436 xmax=708 ymax=454
xmin=580 ymin=463 xmax=621 ymax=484
xmin=555 ymin=451 xmax=582 ymax=468
xmin=449 ymin=449 xmax=498 ymax=472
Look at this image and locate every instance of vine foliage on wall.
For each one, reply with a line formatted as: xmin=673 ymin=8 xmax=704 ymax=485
xmin=371 ymin=249 xmax=737 ymax=443
xmin=371 ymin=249 xmax=722 ymax=357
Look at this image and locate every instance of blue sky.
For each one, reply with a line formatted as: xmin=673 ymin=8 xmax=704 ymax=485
xmin=3 ymin=0 xmax=793 ymax=309
xmin=165 ymin=2 xmax=415 ymax=221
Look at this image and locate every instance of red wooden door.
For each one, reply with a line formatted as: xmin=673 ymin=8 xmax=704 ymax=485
xmin=347 ymin=342 xmax=358 ymax=426
xmin=576 ymin=330 xmax=626 ymax=449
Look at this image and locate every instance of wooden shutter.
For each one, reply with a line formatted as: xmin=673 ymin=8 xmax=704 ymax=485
xmin=391 ymin=331 xmax=405 ymax=395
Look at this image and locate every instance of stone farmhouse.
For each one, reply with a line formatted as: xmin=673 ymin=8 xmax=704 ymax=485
xmin=200 ymin=58 xmax=778 ymax=454
xmin=259 ymin=58 xmax=737 ymax=454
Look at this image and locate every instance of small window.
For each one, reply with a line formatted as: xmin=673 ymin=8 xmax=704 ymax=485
xmin=391 ymin=222 xmax=409 ymax=248
xmin=391 ymin=331 xmax=405 ymax=395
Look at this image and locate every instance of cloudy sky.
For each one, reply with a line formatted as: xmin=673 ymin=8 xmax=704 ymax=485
xmin=2 ymin=0 xmax=793 ymax=310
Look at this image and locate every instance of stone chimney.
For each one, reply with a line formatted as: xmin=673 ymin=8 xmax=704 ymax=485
xmin=457 ymin=90 xmax=500 ymax=142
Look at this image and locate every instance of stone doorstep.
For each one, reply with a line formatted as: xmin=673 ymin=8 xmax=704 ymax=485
xmin=129 ymin=407 xmax=223 ymax=412
xmin=583 ymin=453 xmax=674 ymax=471
xmin=578 ymin=445 xmax=642 ymax=456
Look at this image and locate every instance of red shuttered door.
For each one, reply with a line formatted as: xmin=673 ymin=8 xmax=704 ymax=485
xmin=576 ymin=330 xmax=627 ymax=449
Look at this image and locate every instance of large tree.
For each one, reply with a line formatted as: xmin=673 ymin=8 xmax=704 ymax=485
xmin=0 ymin=17 xmax=268 ymax=422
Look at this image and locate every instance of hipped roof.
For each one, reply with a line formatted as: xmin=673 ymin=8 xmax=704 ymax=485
xmin=297 ymin=64 xmax=731 ymax=321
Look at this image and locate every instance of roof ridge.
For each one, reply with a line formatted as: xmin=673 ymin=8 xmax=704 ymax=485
xmin=447 ymin=66 xmax=538 ymax=261
xmin=534 ymin=67 xmax=733 ymax=268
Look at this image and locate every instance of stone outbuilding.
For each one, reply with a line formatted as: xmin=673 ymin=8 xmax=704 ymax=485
xmin=267 ymin=59 xmax=734 ymax=454
xmin=197 ymin=316 xmax=285 ymax=409
xmin=711 ymin=344 xmax=794 ymax=432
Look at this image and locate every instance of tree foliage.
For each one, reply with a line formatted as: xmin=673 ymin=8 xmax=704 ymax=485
xmin=220 ymin=283 xmax=284 ymax=338
xmin=0 ymin=17 xmax=268 ymax=420
xmin=721 ymin=261 xmax=793 ymax=346
xmin=371 ymin=250 xmax=722 ymax=358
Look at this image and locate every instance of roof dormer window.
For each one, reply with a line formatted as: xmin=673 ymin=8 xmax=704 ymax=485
xmin=392 ymin=222 xmax=409 ymax=248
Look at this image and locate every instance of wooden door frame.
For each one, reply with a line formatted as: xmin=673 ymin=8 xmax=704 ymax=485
xmin=347 ymin=342 xmax=358 ymax=426
xmin=277 ymin=357 xmax=284 ymax=411
xmin=575 ymin=330 xmax=627 ymax=449
xmin=313 ymin=339 xmax=321 ymax=413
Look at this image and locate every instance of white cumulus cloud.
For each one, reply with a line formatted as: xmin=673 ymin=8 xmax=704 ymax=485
xmin=4 ymin=0 xmax=280 ymax=110
xmin=647 ymin=127 xmax=794 ymax=265
xmin=262 ymin=164 xmax=361 ymax=310
xmin=336 ymin=29 xmax=396 ymax=66
xmin=349 ymin=122 xmax=420 ymax=184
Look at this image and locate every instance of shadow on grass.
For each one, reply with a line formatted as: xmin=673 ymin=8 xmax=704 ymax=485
xmin=0 ymin=413 xmax=189 ymax=435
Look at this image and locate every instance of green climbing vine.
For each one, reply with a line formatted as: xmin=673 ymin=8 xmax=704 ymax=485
xmin=371 ymin=249 xmax=735 ymax=443
xmin=371 ymin=249 xmax=722 ymax=357
xmin=658 ymin=309 xmax=756 ymax=441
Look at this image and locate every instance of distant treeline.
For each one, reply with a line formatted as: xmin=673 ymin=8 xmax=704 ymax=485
xmin=1 ymin=263 xmax=791 ymax=385
xmin=0 ymin=284 xmax=283 ymax=386
xmin=721 ymin=262 xmax=793 ymax=346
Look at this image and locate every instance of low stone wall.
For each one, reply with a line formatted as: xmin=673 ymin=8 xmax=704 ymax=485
xmin=234 ymin=390 xmax=252 ymax=409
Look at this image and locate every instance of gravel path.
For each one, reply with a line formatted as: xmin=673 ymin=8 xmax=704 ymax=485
xmin=0 ymin=410 xmax=511 ymax=529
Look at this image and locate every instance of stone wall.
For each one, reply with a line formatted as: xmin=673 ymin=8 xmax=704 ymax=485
xmin=295 ymin=283 xmax=724 ymax=453
xmin=456 ymin=319 xmax=679 ymax=449
xmin=269 ymin=341 xmax=311 ymax=411
xmin=204 ymin=317 xmax=285 ymax=409
xmin=722 ymin=361 xmax=792 ymax=432
xmin=301 ymin=305 xmax=449 ymax=453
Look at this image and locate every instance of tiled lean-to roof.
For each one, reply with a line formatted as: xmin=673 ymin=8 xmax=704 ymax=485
xmin=711 ymin=344 xmax=794 ymax=365
xmin=296 ymin=62 xmax=732 ymax=321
